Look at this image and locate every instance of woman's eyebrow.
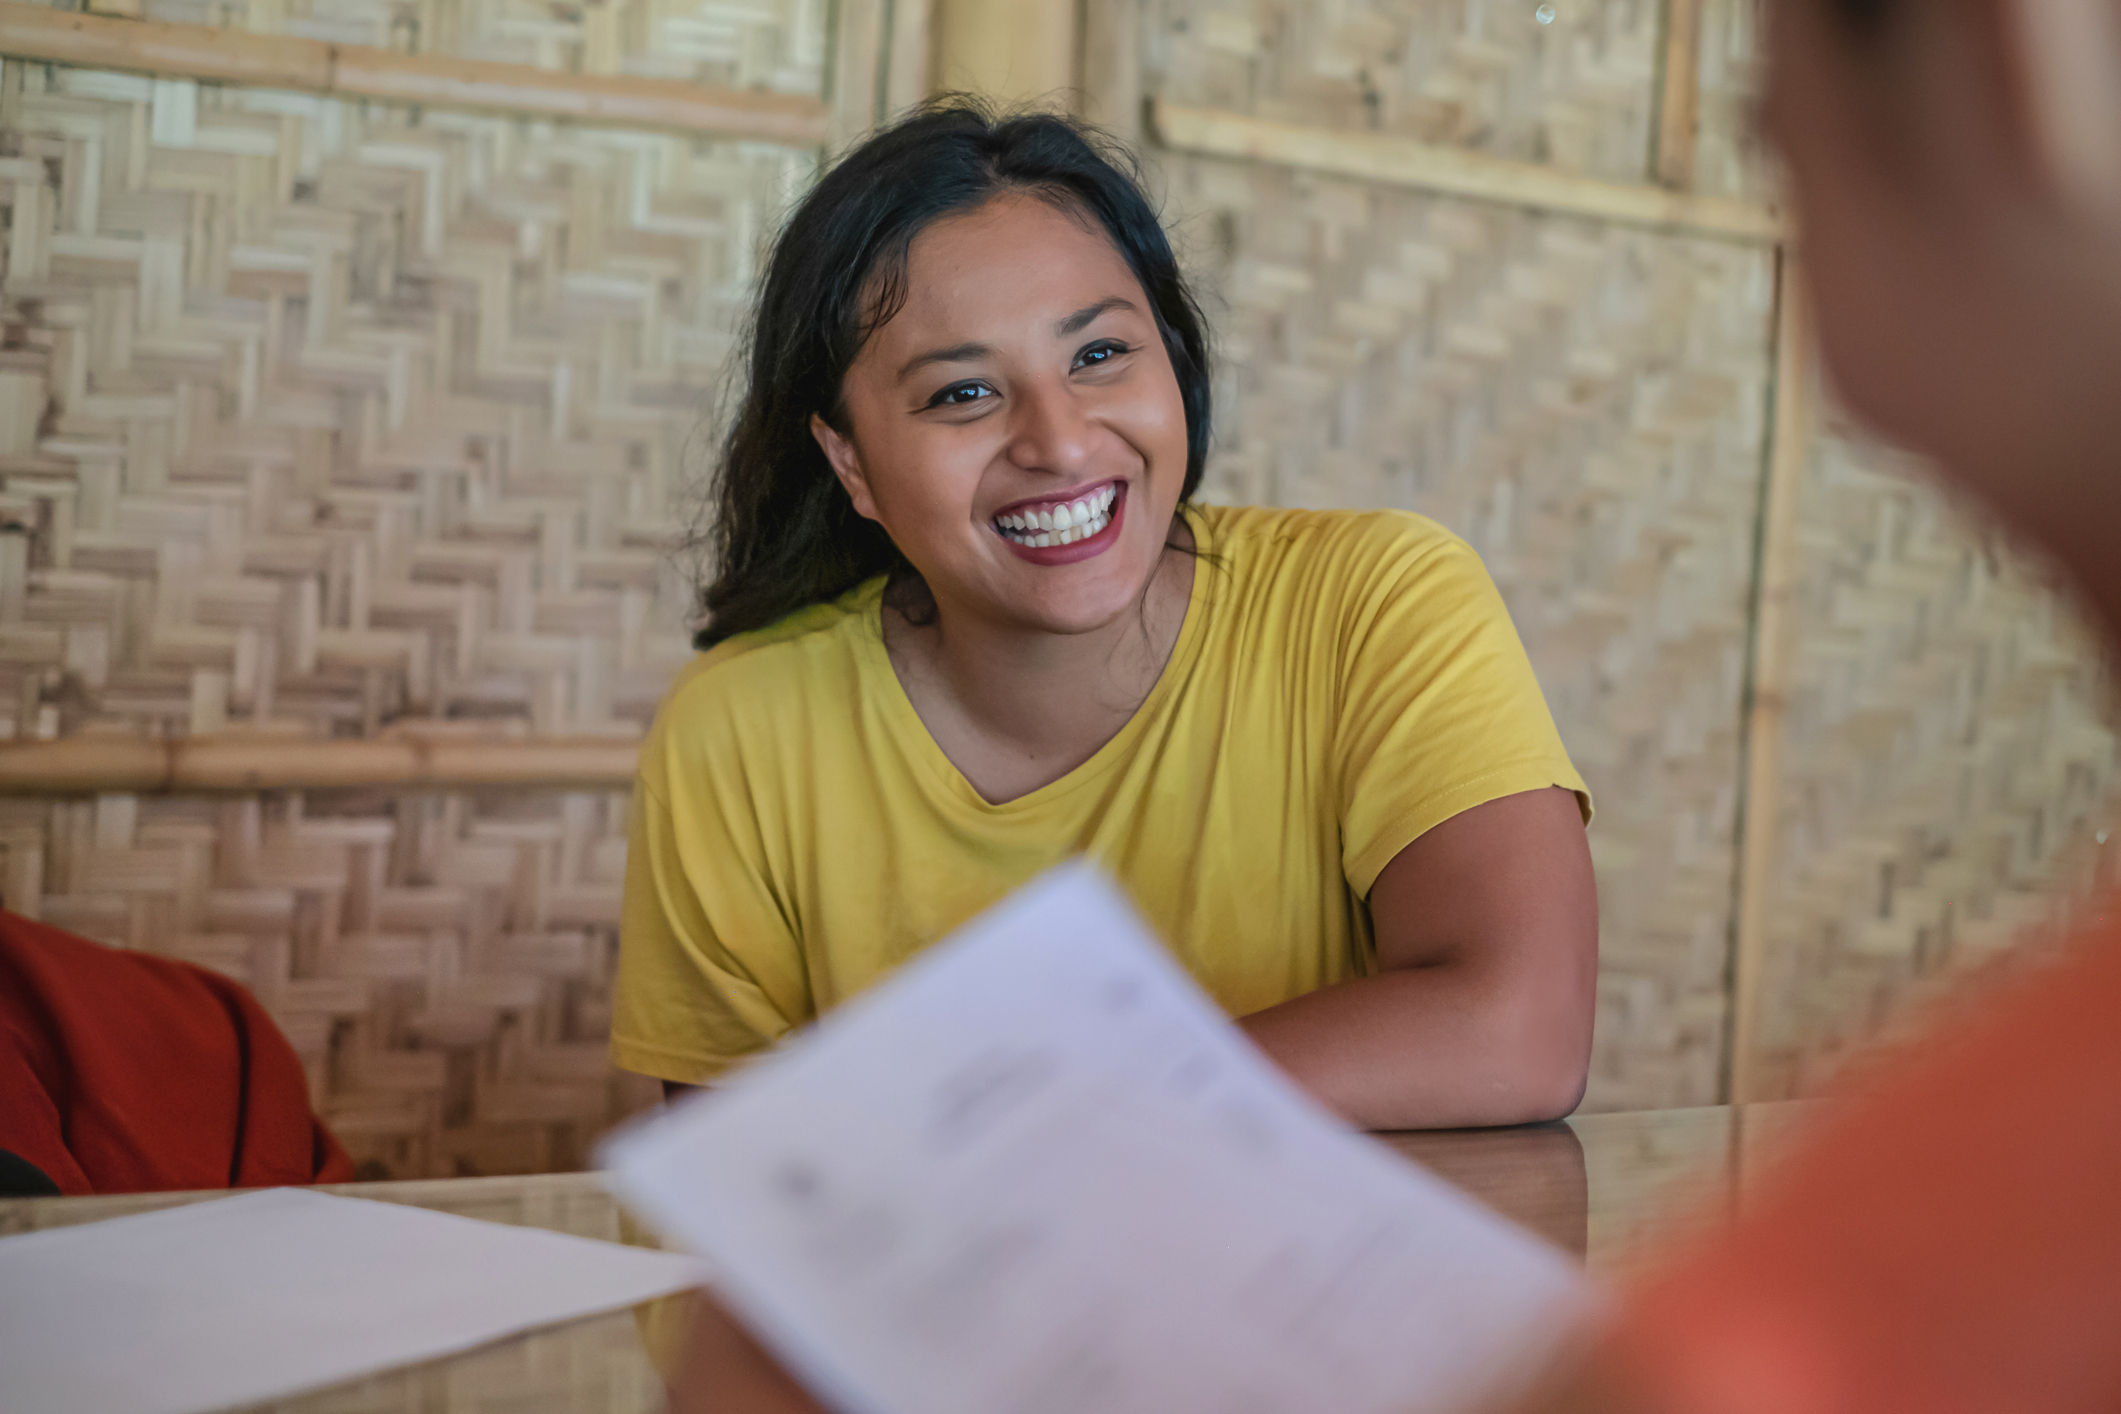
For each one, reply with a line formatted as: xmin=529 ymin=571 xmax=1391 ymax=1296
xmin=1055 ymin=297 xmax=1137 ymax=336
xmin=894 ymin=298 xmax=1139 ymax=383
xmin=896 ymin=342 xmax=990 ymax=383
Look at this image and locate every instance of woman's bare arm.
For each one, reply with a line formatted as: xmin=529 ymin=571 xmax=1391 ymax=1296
xmin=1237 ymin=786 xmax=1598 ymax=1131
xmin=667 ymin=1295 xmax=828 ymax=1414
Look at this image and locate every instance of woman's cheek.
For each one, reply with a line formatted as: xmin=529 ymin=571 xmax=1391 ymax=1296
xmin=1102 ymin=382 xmax=1185 ymax=473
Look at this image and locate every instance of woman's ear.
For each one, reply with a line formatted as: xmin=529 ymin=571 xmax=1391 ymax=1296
xmin=810 ymin=413 xmax=882 ymax=522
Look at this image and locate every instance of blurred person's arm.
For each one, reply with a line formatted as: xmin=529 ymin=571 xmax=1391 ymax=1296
xmin=1500 ymin=0 xmax=2121 ymax=1400
xmin=1238 ymin=786 xmax=1598 ymax=1131
xmin=1505 ymin=925 xmax=2121 ymax=1414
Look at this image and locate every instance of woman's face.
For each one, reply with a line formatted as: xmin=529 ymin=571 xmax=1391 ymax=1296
xmin=814 ymin=193 xmax=1192 ymax=638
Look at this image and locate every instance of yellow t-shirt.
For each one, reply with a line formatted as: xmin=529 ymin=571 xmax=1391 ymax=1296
xmin=612 ymin=504 xmax=1589 ymax=1084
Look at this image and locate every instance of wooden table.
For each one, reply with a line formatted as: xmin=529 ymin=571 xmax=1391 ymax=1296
xmin=0 ymin=1102 xmax=1816 ymax=1413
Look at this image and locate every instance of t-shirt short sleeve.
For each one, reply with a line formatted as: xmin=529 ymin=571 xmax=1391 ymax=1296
xmin=1333 ymin=523 xmax=1590 ymax=897
xmin=609 ymin=669 xmax=812 ymax=1085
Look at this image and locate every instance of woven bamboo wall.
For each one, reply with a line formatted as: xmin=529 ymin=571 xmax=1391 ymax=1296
xmin=1156 ymin=152 xmax=1770 ymax=1111
xmin=1145 ymin=0 xmax=1662 ymax=181
xmin=23 ymin=0 xmax=830 ymax=94
xmin=1687 ymin=6 xmax=2121 ymax=1096
xmin=0 ymin=61 xmax=813 ymax=737
xmin=1128 ymin=0 xmax=2121 ymax=1106
xmin=0 ymin=0 xmax=849 ymax=1173
xmin=1132 ymin=0 xmax=1769 ymax=1110
xmin=1744 ymin=425 xmax=2119 ymax=1098
xmin=1691 ymin=0 xmax=1764 ymax=201
xmin=0 ymin=783 xmax=651 ymax=1177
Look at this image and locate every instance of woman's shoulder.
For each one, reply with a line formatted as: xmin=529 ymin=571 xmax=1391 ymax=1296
xmin=646 ymin=582 xmax=882 ymax=758
xmin=1196 ymin=502 xmax=1477 ymax=595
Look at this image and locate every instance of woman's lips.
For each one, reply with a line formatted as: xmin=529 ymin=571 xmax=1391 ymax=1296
xmin=994 ymin=481 xmax=1127 ymax=566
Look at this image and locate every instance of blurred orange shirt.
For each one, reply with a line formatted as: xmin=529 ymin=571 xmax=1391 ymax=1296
xmin=1606 ymin=916 xmax=2121 ymax=1414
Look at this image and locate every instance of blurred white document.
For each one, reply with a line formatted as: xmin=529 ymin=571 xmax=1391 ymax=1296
xmin=0 ymin=1187 xmax=704 ymax=1414
xmin=602 ymin=862 xmax=1594 ymax=1414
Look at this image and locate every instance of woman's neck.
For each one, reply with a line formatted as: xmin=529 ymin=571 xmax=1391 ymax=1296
xmin=882 ymin=533 xmax=1197 ymax=806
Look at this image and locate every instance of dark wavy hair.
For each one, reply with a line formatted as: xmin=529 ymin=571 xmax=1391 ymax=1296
xmin=692 ymin=98 xmax=1214 ymax=648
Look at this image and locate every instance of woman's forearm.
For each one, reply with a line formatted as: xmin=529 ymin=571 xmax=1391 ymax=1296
xmin=1261 ymin=788 xmax=1597 ymax=1131
xmin=1238 ymin=964 xmax=1591 ymax=1131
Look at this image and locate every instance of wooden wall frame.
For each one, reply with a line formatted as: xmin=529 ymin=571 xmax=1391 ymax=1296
xmin=0 ymin=1 xmax=830 ymax=143
xmin=1148 ymin=99 xmax=1782 ymax=243
xmin=1728 ymin=253 xmax=1814 ymax=1104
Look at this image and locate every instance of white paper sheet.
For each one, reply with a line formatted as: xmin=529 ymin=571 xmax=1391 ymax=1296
xmin=0 ymin=1187 xmax=704 ymax=1414
xmin=602 ymin=861 xmax=1596 ymax=1414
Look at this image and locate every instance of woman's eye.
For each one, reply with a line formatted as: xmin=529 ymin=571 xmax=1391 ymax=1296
xmin=1074 ymin=340 xmax=1132 ymax=370
xmin=929 ymin=382 xmax=993 ymax=408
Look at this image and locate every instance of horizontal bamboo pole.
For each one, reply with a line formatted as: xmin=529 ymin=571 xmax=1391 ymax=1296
xmin=0 ymin=733 xmax=640 ymax=794
xmin=1151 ymin=99 xmax=1785 ymax=244
xmin=0 ymin=2 xmax=828 ymax=144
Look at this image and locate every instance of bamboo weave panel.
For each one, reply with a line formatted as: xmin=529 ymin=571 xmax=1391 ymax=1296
xmin=0 ymin=63 xmax=807 ymax=1172
xmin=1144 ymin=0 xmax=1663 ymax=184
xmin=1745 ymin=428 xmax=2119 ymax=1098
xmin=20 ymin=0 xmax=830 ymax=96
xmin=0 ymin=784 xmax=662 ymax=1179
xmin=1691 ymin=0 xmax=1768 ymax=202
xmin=1162 ymin=152 xmax=1776 ymax=1111
xmin=0 ymin=64 xmax=813 ymax=741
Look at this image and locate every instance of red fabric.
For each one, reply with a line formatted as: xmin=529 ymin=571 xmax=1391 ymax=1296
xmin=0 ymin=911 xmax=355 ymax=1196
xmin=1607 ymin=916 xmax=2121 ymax=1414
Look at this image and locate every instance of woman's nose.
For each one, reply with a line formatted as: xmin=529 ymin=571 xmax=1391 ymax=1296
xmin=1003 ymin=378 xmax=1097 ymax=478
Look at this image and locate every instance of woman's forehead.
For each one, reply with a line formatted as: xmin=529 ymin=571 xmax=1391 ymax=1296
xmin=885 ymin=195 xmax=1141 ymax=333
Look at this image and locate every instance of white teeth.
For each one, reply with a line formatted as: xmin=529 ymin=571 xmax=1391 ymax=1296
xmin=993 ymin=486 xmax=1120 ymax=548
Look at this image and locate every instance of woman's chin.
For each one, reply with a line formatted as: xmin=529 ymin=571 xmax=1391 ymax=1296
xmin=999 ymin=565 xmax=1162 ymax=637
xmin=1012 ymin=590 xmax=1150 ymax=637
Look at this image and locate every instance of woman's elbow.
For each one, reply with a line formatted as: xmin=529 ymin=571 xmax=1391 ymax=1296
xmin=1492 ymin=994 xmax=1594 ymax=1124
xmin=1472 ymin=1055 xmax=1586 ymax=1128
xmin=1515 ymin=1051 xmax=1590 ymax=1124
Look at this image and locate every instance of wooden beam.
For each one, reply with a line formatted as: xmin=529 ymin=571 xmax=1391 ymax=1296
xmin=0 ymin=733 xmax=640 ymax=794
xmin=1079 ymin=0 xmax=1143 ymax=142
xmin=1151 ymin=99 xmax=1784 ymax=244
xmin=0 ymin=2 xmax=828 ymax=144
xmin=1728 ymin=250 xmax=1815 ymax=1105
xmin=1654 ymin=0 xmax=1704 ymax=189
xmin=928 ymin=0 xmax=1078 ymax=107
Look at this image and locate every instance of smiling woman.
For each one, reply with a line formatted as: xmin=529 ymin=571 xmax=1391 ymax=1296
xmin=613 ymin=101 xmax=1598 ymax=1132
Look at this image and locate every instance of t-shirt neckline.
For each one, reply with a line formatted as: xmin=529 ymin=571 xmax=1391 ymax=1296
xmin=856 ymin=508 xmax=1219 ymax=816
